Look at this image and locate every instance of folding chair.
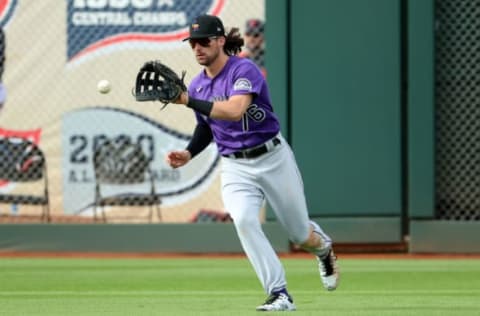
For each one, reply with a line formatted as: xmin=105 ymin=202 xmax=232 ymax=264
xmin=0 ymin=137 xmax=50 ymax=222
xmin=92 ymin=140 xmax=162 ymax=222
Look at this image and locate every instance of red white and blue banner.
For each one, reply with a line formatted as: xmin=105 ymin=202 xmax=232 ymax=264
xmin=67 ymin=0 xmax=225 ymax=63
xmin=0 ymin=0 xmax=18 ymax=27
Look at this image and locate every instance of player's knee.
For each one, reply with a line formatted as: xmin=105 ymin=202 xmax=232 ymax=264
xmin=230 ymin=211 xmax=259 ymax=231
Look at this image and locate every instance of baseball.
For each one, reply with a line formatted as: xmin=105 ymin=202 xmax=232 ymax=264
xmin=97 ymin=79 xmax=111 ymax=94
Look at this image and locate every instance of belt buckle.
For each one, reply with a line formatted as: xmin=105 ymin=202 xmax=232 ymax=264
xmin=247 ymin=144 xmax=269 ymax=159
xmin=227 ymin=137 xmax=280 ymax=159
xmin=237 ymin=151 xmax=247 ymax=159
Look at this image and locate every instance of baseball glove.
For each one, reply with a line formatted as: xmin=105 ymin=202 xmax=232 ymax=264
xmin=133 ymin=60 xmax=187 ymax=109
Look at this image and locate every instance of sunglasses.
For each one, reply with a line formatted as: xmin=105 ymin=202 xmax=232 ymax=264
xmin=246 ymin=33 xmax=261 ymax=38
xmin=189 ymin=36 xmax=218 ymax=48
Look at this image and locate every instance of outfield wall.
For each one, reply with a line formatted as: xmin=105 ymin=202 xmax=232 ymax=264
xmin=264 ymin=0 xmax=480 ymax=253
xmin=0 ymin=219 xmax=399 ymax=253
xmin=2 ymin=220 xmax=479 ymax=254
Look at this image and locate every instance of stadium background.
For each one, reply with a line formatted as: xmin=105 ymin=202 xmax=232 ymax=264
xmin=0 ymin=0 xmax=479 ymax=254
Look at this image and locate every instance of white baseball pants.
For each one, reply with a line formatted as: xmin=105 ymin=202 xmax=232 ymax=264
xmin=220 ymin=133 xmax=331 ymax=294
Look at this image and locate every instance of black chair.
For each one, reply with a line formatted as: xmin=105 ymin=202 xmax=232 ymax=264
xmin=92 ymin=140 xmax=162 ymax=222
xmin=0 ymin=137 xmax=50 ymax=222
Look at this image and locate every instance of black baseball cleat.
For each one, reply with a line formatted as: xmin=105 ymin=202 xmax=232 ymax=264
xmin=256 ymin=292 xmax=296 ymax=311
xmin=318 ymin=248 xmax=339 ymax=291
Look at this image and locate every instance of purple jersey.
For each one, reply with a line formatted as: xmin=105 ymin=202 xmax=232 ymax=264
xmin=188 ymin=56 xmax=280 ymax=155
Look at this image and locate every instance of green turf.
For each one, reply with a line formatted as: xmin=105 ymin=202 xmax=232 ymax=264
xmin=0 ymin=257 xmax=479 ymax=315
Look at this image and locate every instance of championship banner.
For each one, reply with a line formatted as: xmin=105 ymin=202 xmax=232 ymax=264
xmin=67 ymin=0 xmax=225 ymax=64
xmin=0 ymin=0 xmax=265 ymax=222
xmin=61 ymin=107 xmax=219 ymax=215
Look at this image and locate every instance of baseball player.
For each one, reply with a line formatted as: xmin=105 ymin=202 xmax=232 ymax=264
xmin=165 ymin=15 xmax=339 ymax=311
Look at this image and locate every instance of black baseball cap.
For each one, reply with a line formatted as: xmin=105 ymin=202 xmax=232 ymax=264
xmin=245 ymin=18 xmax=264 ymax=35
xmin=183 ymin=15 xmax=225 ymax=41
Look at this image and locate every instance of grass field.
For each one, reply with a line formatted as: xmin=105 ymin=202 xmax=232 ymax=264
xmin=0 ymin=255 xmax=479 ymax=315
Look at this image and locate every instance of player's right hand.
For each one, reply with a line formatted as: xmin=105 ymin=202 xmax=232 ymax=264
xmin=166 ymin=150 xmax=191 ymax=169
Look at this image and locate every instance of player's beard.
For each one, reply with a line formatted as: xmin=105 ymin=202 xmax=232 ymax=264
xmin=197 ymin=47 xmax=221 ymax=67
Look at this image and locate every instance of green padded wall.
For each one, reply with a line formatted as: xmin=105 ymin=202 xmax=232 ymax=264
xmin=266 ymin=0 xmax=289 ymax=137
xmin=407 ymin=0 xmax=435 ymax=218
xmin=290 ymin=0 xmax=402 ymax=216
